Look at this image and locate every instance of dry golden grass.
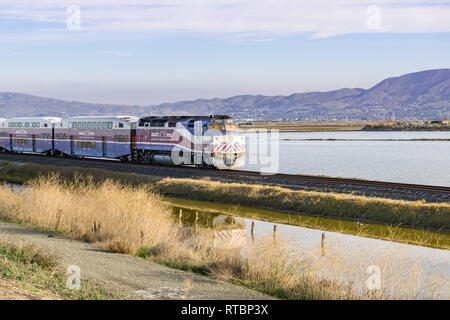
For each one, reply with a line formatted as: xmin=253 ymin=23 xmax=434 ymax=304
xmin=0 ymin=174 xmax=446 ymax=300
xmin=0 ymin=175 xmax=172 ymax=254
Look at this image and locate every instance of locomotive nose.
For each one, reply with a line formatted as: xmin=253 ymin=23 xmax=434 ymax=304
xmin=211 ymin=134 xmax=246 ymax=169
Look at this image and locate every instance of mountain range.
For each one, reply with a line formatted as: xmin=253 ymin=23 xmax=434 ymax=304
xmin=1 ymin=69 xmax=449 ymax=122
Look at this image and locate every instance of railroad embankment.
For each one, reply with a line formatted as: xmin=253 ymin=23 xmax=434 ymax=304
xmin=1 ymin=161 xmax=449 ymax=231
xmin=1 ymin=152 xmax=447 ymax=203
xmin=156 ymin=178 xmax=450 ymax=231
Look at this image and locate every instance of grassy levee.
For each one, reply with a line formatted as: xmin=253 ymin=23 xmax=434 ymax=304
xmin=0 ymin=161 xmax=155 ymax=185
xmin=0 ymin=238 xmax=119 ymax=299
xmin=156 ymin=178 xmax=450 ymax=231
xmin=1 ymin=161 xmax=448 ymax=231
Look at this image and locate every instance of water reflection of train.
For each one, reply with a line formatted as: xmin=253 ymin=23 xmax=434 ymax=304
xmin=0 ymin=115 xmax=245 ymax=169
xmin=172 ymin=207 xmax=246 ymax=249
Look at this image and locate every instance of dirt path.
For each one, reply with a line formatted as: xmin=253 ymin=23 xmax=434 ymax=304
xmin=0 ymin=220 xmax=271 ymax=300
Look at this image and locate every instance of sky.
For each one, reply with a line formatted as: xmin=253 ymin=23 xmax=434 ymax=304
xmin=0 ymin=0 xmax=450 ymax=106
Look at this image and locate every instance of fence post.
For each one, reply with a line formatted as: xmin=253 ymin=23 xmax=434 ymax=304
xmin=273 ymin=225 xmax=277 ymax=242
xmin=178 ymin=209 xmax=183 ymax=229
xmin=321 ymin=233 xmax=325 ymax=256
xmin=195 ymin=211 xmax=199 ymax=233
xmin=251 ymin=221 xmax=255 ymax=242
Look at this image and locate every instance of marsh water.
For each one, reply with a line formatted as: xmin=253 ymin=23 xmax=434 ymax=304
xmin=242 ymin=131 xmax=450 ymax=187
xmin=166 ymin=197 xmax=450 ymax=299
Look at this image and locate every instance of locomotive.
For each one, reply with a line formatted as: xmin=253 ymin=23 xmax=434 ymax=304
xmin=0 ymin=115 xmax=246 ymax=169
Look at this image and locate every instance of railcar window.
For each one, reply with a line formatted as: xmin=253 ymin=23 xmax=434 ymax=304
xmin=97 ymin=122 xmax=102 ymax=129
xmin=113 ymin=135 xmax=128 ymax=142
xmin=119 ymin=123 xmax=124 ymax=128
xmin=76 ymin=141 xmax=96 ymax=149
xmin=150 ymin=120 xmax=158 ymax=127
xmin=168 ymin=122 xmax=177 ymax=127
xmin=14 ymin=139 xmax=28 ymax=144
xmin=107 ymin=122 xmax=113 ymax=129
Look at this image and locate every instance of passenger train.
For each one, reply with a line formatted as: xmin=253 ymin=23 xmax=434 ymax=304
xmin=0 ymin=115 xmax=245 ymax=169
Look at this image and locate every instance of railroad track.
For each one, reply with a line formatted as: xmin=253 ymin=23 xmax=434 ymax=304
xmin=0 ymin=152 xmax=449 ymax=201
xmin=225 ymin=170 xmax=450 ymax=194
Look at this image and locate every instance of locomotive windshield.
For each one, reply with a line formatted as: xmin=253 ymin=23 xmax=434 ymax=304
xmin=209 ymin=119 xmax=238 ymax=131
xmin=225 ymin=119 xmax=238 ymax=131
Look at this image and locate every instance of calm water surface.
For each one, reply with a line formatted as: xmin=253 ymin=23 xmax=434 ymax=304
xmin=168 ymin=198 xmax=450 ymax=299
xmin=242 ymin=131 xmax=450 ymax=187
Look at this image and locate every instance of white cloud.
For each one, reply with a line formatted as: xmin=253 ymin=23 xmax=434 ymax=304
xmin=1 ymin=0 xmax=450 ymax=38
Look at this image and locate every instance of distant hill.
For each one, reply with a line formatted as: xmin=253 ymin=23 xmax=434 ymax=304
xmin=1 ymin=69 xmax=449 ymax=121
xmin=0 ymin=92 xmax=148 ymax=118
